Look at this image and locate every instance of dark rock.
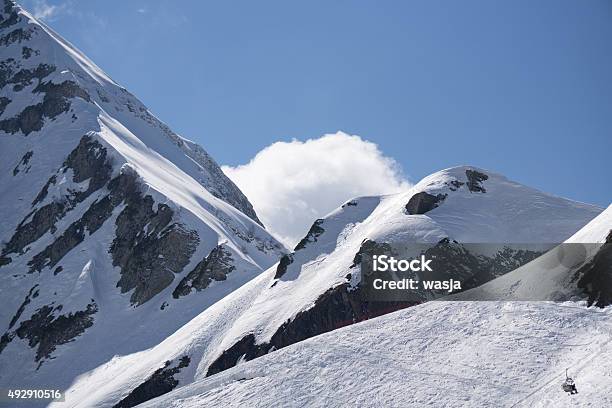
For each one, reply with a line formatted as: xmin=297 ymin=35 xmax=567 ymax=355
xmin=342 ymin=200 xmax=358 ymax=208
xmin=112 ymin=356 xmax=190 ymax=408
xmin=3 ymin=201 xmax=66 ymax=257
xmin=273 ymin=253 xmax=294 ymax=279
xmin=21 ymin=46 xmax=37 ymax=59
xmin=0 ymin=302 xmax=97 ymax=363
xmin=8 ymin=284 xmax=38 ymax=329
xmin=32 ymin=175 xmax=56 ymax=206
xmin=3 ymin=136 xmax=112 ymax=259
xmin=405 ymin=192 xmax=447 ymax=215
xmin=111 ymin=197 xmax=199 ymax=305
xmin=465 ymin=169 xmax=488 ymax=193
xmin=0 ymin=28 xmax=32 ymax=47
xmin=8 ymin=64 xmax=56 ymax=91
xmin=207 ymin=238 xmax=544 ymax=377
xmin=575 ymin=232 xmax=612 ymax=308
xmin=350 ymin=239 xmax=394 ymax=268
xmin=206 ymin=278 xmax=416 ymax=377
xmin=61 ymin=135 xmax=112 ymax=201
xmin=12 ymin=150 xmax=33 ymax=175
xmin=172 ymin=245 xmax=236 ymax=299
xmin=294 ymin=218 xmax=325 ymax=251
xmin=0 ymin=80 xmax=90 ymax=135
xmin=0 ymin=96 xmax=9 ymax=115
xmin=0 ymin=0 xmax=18 ymax=29
xmin=0 ymin=332 xmax=15 ymax=354
xmin=446 ymin=179 xmax=464 ymax=191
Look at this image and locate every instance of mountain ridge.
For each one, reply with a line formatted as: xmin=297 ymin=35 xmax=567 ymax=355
xmin=0 ymin=0 xmax=285 ymax=400
xmin=57 ymin=165 xmax=603 ymax=407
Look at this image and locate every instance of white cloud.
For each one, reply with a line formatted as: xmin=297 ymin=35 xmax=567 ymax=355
xmin=30 ymin=0 xmax=67 ymax=21
xmin=222 ymin=132 xmax=411 ymax=247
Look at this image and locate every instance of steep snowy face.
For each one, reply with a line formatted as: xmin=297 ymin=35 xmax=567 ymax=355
xmin=456 ymin=205 xmax=612 ymax=306
xmin=0 ymin=1 xmax=261 ymax=225
xmin=59 ymin=166 xmax=602 ymax=408
xmin=0 ymin=0 xmax=284 ymax=397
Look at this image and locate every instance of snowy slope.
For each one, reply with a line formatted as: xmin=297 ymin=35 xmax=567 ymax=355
xmin=0 ymin=0 xmax=284 ymax=400
xmin=454 ymin=205 xmax=612 ymax=304
xmin=142 ymin=301 xmax=612 ymax=408
xmin=58 ymin=166 xmax=603 ymax=407
xmin=140 ymin=205 xmax=612 ymax=408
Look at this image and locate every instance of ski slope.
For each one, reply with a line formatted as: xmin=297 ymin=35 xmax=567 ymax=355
xmin=141 ymin=301 xmax=612 ymax=408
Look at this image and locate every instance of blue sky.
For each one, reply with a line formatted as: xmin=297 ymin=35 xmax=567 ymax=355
xmin=23 ymin=0 xmax=611 ymax=207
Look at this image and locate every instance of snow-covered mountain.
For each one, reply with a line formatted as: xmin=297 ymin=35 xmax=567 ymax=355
xmin=142 ymin=206 xmax=612 ymax=408
xmin=57 ymin=165 xmax=602 ymax=407
xmin=0 ymin=0 xmax=284 ymax=399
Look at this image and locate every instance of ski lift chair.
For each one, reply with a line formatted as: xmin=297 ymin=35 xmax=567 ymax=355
xmin=562 ymin=369 xmax=578 ymax=395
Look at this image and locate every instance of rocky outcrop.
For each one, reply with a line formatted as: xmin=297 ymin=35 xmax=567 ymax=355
xmin=111 ymin=193 xmax=199 ymax=305
xmin=465 ymin=169 xmax=488 ymax=193
xmin=173 ymin=245 xmax=236 ymax=299
xmin=206 ymin=276 xmax=417 ymax=377
xmin=2 ymin=136 xmax=112 ymax=261
xmin=208 ymin=238 xmax=545 ymax=377
xmin=0 ymin=79 xmax=90 ymax=135
xmin=8 ymin=284 xmax=38 ymax=329
xmin=294 ymin=219 xmax=325 ymax=251
xmin=12 ymin=150 xmax=32 ymax=175
xmin=575 ymin=231 xmax=612 ymax=308
xmin=273 ymin=253 xmax=294 ymax=280
xmin=0 ymin=301 xmax=97 ymax=365
xmin=405 ymin=192 xmax=447 ymax=215
xmin=0 ymin=62 xmax=55 ymax=91
xmin=0 ymin=0 xmax=19 ymax=29
xmin=112 ymin=356 xmax=190 ymax=408
xmin=0 ymin=95 xmax=9 ymax=115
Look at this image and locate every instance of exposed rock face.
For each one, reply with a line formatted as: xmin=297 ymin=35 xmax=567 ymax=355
xmin=0 ymin=26 xmax=31 ymax=46
xmin=8 ymin=284 xmax=38 ymax=329
xmin=0 ymin=61 xmax=55 ymax=90
xmin=1 ymin=132 xmax=200 ymax=304
xmin=2 ymin=135 xmax=112 ymax=261
xmin=405 ymin=192 xmax=447 ymax=215
xmin=446 ymin=179 xmax=465 ymax=191
xmin=206 ymin=277 xmax=417 ymax=377
xmin=350 ymin=239 xmax=394 ymax=268
xmin=575 ymin=231 xmax=612 ymax=307
xmin=12 ymin=150 xmax=32 ymax=175
xmin=0 ymin=301 xmax=97 ymax=365
xmin=208 ymin=238 xmax=546 ymax=377
xmin=0 ymin=95 xmax=9 ymax=115
xmin=273 ymin=253 xmax=294 ymax=279
xmin=0 ymin=1 xmax=284 ymax=397
xmin=111 ymin=195 xmax=199 ymax=306
xmin=173 ymin=245 xmax=236 ymax=299
xmin=465 ymin=169 xmax=489 ymax=193
xmin=112 ymin=356 xmax=190 ymax=408
xmin=0 ymin=79 xmax=90 ymax=135
xmin=294 ymin=219 xmax=325 ymax=251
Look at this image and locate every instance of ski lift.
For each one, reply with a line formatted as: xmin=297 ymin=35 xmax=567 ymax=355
xmin=562 ymin=368 xmax=578 ymax=395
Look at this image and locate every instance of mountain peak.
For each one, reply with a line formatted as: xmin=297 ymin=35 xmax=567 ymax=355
xmin=0 ymin=0 xmax=285 ymax=394
xmin=1 ymin=0 xmax=263 ymax=225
